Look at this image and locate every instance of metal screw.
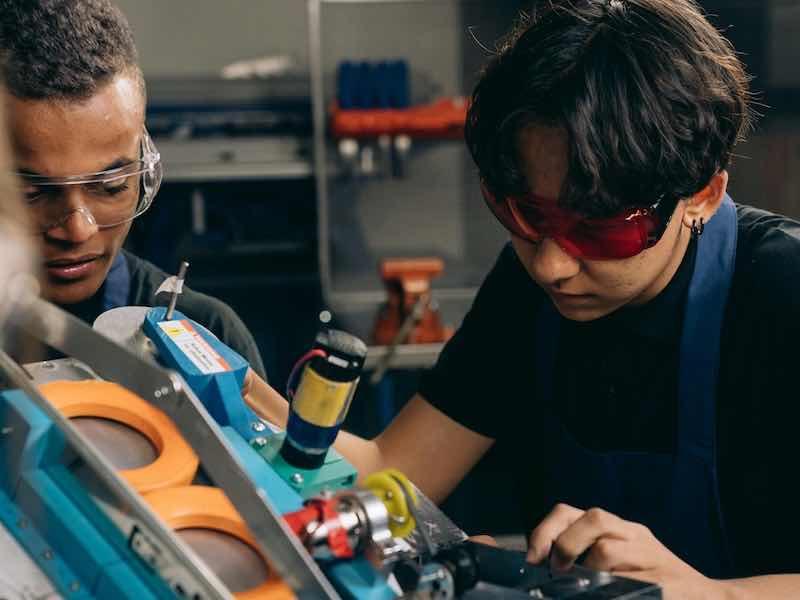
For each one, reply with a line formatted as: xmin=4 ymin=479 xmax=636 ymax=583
xmin=290 ymin=473 xmax=304 ymax=486
xmin=42 ymin=362 xmax=56 ymax=370
xmin=251 ymin=421 xmax=266 ymax=433
xmin=42 ymin=550 xmax=54 ymax=560
xmin=252 ymin=437 xmax=268 ymax=448
xmin=70 ymin=581 xmax=81 ymax=592
xmin=154 ymin=390 xmax=162 ymax=398
xmin=1 ymin=427 xmax=13 ymax=436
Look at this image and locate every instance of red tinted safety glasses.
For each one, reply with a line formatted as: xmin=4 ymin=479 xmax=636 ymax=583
xmin=481 ymin=183 xmax=670 ymax=260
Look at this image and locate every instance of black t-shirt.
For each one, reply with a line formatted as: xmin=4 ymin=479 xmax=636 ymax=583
xmin=60 ymin=249 xmax=266 ymax=379
xmin=420 ymin=204 xmax=800 ymax=577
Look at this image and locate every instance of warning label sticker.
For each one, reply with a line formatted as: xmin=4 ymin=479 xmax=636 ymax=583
xmin=157 ymin=320 xmax=231 ymax=374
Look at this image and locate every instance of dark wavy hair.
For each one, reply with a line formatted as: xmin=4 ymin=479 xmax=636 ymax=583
xmin=465 ymin=0 xmax=754 ymax=218
xmin=0 ymin=0 xmax=143 ymax=100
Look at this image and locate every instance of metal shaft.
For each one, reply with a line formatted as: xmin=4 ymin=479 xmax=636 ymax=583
xmin=166 ymin=260 xmax=189 ymax=320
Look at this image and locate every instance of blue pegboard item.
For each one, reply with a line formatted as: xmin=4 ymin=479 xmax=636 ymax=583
xmin=355 ymin=61 xmax=373 ymax=109
xmin=338 ymin=61 xmax=357 ymax=109
xmin=336 ymin=59 xmax=410 ymax=111
xmin=374 ymin=61 xmax=391 ymax=109
xmin=0 ymin=390 xmax=174 ymax=599
xmin=389 ymin=60 xmax=410 ymax=108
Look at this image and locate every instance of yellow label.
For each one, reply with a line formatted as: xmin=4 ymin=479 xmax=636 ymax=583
xmin=292 ymin=367 xmax=354 ymax=427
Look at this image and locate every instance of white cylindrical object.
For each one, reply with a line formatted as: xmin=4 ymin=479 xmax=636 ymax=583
xmin=0 ymin=218 xmax=37 ymax=343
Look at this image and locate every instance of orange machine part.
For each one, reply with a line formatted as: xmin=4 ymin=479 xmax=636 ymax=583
xmin=143 ymin=485 xmax=295 ymax=600
xmin=330 ymin=97 xmax=468 ymax=139
xmin=38 ymin=380 xmax=199 ymax=494
xmin=373 ymin=257 xmax=453 ymax=345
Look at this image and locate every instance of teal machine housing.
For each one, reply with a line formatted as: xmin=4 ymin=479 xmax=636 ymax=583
xmin=0 ymin=389 xmax=175 ymax=599
xmin=142 ymin=307 xmax=395 ymax=600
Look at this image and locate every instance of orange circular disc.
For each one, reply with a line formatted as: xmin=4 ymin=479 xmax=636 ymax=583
xmin=143 ymin=485 xmax=295 ymax=600
xmin=38 ymin=380 xmax=199 ymax=494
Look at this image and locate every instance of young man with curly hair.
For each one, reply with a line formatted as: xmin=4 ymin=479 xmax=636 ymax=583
xmin=0 ymin=0 xmax=265 ymax=376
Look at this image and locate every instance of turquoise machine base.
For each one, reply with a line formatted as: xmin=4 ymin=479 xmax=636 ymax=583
xmin=0 ymin=390 xmax=174 ymax=599
xmin=255 ymin=432 xmax=357 ymax=499
xmin=141 ymin=307 xmax=396 ymax=599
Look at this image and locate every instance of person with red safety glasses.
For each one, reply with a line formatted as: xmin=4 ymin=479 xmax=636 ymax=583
xmin=245 ymin=1 xmax=800 ymax=596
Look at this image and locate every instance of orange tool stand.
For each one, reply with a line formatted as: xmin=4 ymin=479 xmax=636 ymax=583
xmin=373 ymin=258 xmax=453 ymax=346
xmin=329 ymin=97 xmax=468 ymax=140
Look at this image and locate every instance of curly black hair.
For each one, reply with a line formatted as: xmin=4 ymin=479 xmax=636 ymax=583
xmin=0 ymin=0 xmax=142 ymax=100
xmin=466 ymin=0 xmax=755 ymax=218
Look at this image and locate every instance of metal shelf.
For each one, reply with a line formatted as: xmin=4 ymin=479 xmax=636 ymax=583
xmin=363 ymin=343 xmax=443 ymax=370
xmin=155 ymin=136 xmax=312 ymax=183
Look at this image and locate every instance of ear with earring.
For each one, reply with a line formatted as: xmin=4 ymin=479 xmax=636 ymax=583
xmin=691 ymin=218 xmax=705 ymax=239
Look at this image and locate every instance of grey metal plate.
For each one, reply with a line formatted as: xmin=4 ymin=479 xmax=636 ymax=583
xmin=22 ymin=358 xmax=100 ymax=384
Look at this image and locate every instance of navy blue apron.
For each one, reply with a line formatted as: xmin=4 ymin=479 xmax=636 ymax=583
xmin=534 ymin=196 xmax=737 ymax=578
xmin=101 ymin=251 xmax=131 ymax=311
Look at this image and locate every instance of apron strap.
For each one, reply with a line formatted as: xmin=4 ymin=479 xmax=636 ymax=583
xmin=677 ymin=196 xmax=738 ymax=457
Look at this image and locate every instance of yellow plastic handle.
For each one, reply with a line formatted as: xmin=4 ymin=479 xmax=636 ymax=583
xmin=363 ymin=469 xmax=418 ymax=539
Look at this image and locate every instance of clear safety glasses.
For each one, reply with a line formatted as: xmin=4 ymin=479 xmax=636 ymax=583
xmin=18 ymin=129 xmax=163 ymax=233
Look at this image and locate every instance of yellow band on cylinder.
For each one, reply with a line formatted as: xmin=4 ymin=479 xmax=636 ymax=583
xmin=292 ymin=367 xmax=355 ymax=427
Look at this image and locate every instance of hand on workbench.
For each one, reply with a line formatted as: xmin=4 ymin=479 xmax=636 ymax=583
xmin=526 ymin=503 xmax=732 ymax=600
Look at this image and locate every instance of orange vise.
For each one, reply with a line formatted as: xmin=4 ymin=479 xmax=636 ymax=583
xmin=373 ymin=258 xmax=453 ymax=346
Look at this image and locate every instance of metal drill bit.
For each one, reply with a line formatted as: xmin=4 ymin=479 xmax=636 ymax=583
xmin=165 ymin=260 xmax=189 ymax=320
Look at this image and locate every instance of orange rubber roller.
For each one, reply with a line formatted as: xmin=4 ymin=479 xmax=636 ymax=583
xmin=143 ymin=485 xmax=295 ymax=600
xmin=38 ymin=380 xmax=199 ymax=494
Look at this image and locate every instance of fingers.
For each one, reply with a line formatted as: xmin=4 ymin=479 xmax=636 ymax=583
xmin=469 ymin=535 xmax=499 ymax=547
xmin=582 ymin=537 xmax=640 ymax=573
xmin=527 ymin=503 xmax=584 ymax=563
xmin=550 ymin=507 xmax=630 ymax=572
